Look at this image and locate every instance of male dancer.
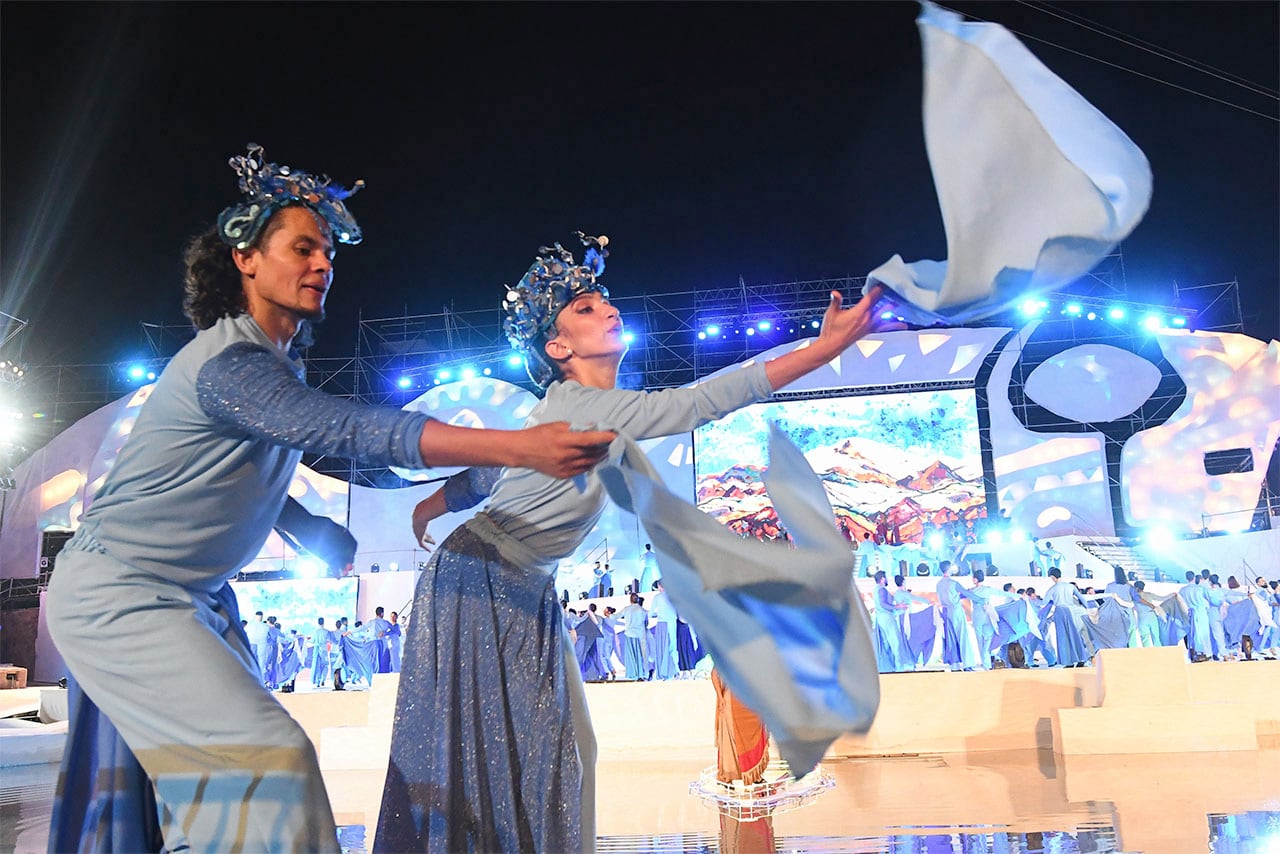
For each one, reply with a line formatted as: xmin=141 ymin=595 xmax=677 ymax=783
xmin=45 ymin=145 xmax=614 ymax=852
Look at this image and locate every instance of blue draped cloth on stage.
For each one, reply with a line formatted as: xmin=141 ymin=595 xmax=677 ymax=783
xmin=1088 ymin=584 xmax=1136 ymax=650
xmin=340 ymin=635 xmax=378 ymax=685
xmin=993 ymin=597 xmax=1037 ymax=652
xmin=276 ymin=639 xmax=302 ymax=685
xmin=1223 ymin=596 xmax=1260 ymax=649
xmin=904 ymin=607 xmax=936 ymax=665
xmin=676 ymin=619 xmax=706 ymax=670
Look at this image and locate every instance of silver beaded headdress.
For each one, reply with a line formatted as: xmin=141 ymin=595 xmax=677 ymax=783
xmin=502 ymin=232 xmax=609 ymax=387
xmin=217 ymin=143 xmax=365 ymax=249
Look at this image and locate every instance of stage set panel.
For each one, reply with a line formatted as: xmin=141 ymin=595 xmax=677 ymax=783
xmin=4 ymin=327 xmax=1277 ymax=685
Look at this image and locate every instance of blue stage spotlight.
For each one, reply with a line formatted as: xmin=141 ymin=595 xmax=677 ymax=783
xmin=1086 ymin=311 xmax=1097 ymax=321
xmin=437 ymin=368 xmax=453 ymax=381
xmin=483 ymin=368 xmax=492 ymax=376
xmin=1141 ymin=313 xmax=1163 ymax=331
xmin=810 ymin=320 xmax=820 ymax=329
xmin=1226 ymin=515 xmax=1252 ymax=534
xmin=1107 ymin=307 xmax=1126 ymax=320
xmin=926 ymin=533 xmax=944 ymax=551
xmin=1171 ymin=316 xmax=1187 ymax=327
xmin=1065 ymin=303 xmax=1083 ymax=316
xmin=1018 ymin=299 xmax=1047 ymax=317
xmin=127 ymin=365 xmax=145 ymax=380
xmin=1144 ymin=526 xmax=1175 ymax=553
xmin=987 ymin=530 xmax=1005 ymax=545
xmin=756 ymin=320 xmax=772 ymax=332
xmin=433 ymin=379 xmax=441 ymax=385
xmin=146 ymin=371 xmax=156 ymax=381
xmin=397 ymin=376 xmax=413 ymax=389
xmin=295 ymin=556 xmax=323 ymax=579
xmin=880 ymin=310 xmax=894 ymax=320
xmin=745 ymin=328 xmax=756 ymax=336
xmin=705 ymin=324 xmax=721 ymax=337
xmin=621 ymin=331 xmax=636 ymax=344
xmin=506 ymin=353 xmax=524 ymax=368
xmin=460 ymin=367 xmax=477 ymax=381
xmin=697 ymin=331 xmax=707 ymax=341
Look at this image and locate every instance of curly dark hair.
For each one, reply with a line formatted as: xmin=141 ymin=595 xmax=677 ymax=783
xmin=181 ymin=203 xmax=315 ymax=346
xmin=182 ymin=227 xmax=247 ymax=330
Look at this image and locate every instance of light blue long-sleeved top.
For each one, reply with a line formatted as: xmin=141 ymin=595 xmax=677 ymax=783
xmin=1044 ymin=579 xmax=1090 ymax=611
xmin=649 ymin=590 xmax=678 ymax=624
xmin=1204 ymin=586 xmax=1229 ymax=621
xmin=935 ymin=575 xmax=965 ymax=609
xmin=71 ymin=313 xmax=430 ymax=590
xmin=618 ymin=603 xmax=649 ymax=638
xmin=1181 ymin=582 xmax=1209 ymax=611
xmin=448 ymin=362 xmax=774 ymax=569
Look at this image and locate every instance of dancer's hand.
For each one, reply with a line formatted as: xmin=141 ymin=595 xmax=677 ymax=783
xmin=411 ymin=493 xmax=445 ymax=551
xmin=814 ymin=284 xmax=905 ymax=358
xmin=764 ymin=285 xmax=905 ymax=391
xmin=418 ymin=420 xmax=614 ymax=477
xmin=513 ymin=422 xmax=616 ymax=478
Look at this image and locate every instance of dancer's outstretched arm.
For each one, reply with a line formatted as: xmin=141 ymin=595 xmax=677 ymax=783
xmin=764 ymin=284 xmax=898 ymax=392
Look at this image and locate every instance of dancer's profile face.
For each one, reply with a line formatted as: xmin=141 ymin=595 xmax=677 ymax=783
xmin=545 ymin=292 xmax=627 ymax=363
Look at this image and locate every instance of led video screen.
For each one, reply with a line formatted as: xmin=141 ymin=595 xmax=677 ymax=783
xmin=230 ymin=577 xmax=358 ymax=638
xmin=694 ymin=388 xmax=987 ymax=543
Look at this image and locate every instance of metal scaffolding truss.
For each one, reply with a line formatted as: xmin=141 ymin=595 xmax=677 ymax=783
xmin=347 ymin=276 xmax=871 ymax=401
xmin=1173 ymin=279 xmax=1243 ymax=333
xmin=5 ymin=251 xmax=1248 ymax=496
xmin=1060 ymin=251 xmax=1127 ymax=300
xmin=0 ymin=311 xmax=28 ymax=351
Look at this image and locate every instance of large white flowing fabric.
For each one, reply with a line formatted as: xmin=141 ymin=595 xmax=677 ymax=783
xmin=598 ymin=427 xmax=879 ymax=777
xmin=866 ymin=1 xmax=1153 ymax=325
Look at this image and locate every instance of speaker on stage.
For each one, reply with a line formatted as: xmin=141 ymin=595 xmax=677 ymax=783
xmin=39 ymin=529 xmax=75 ymax=584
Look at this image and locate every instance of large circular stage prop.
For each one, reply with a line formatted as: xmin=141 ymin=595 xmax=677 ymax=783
xmin=1023 ymin=344 xmax=1160 ymax=424
xmin=391 ymin=379 xmax=539 ymax=481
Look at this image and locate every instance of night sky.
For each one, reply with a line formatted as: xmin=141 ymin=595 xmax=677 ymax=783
xmin=2 ymin=1 xmax=1277 ymax=376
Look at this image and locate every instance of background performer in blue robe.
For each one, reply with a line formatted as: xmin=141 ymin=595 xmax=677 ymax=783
xmin=1044 ymin=569 xmax=1093 ymax=667
xmin=872 ymin=571 xmax=912 ymax=673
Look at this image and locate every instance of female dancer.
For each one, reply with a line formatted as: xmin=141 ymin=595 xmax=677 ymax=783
xmin=376 ymin=235 xmax=894 ymax=852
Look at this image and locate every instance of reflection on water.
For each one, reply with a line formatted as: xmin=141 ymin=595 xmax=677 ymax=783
xmin=334 ymin=816 xmax=1280 ymax=853
xmin=4 ymin=752 xmax=1279 ymax=853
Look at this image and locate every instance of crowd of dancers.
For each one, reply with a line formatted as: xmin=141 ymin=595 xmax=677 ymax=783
xmin=870 ymin=564 xmax=1280 ymax=672
xmin=241 ymin=606 xmax=403 ymax=692
xmin=564 ymin=585 xmax=710 ymax=683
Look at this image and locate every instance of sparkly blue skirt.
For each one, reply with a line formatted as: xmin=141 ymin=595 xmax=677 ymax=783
xmin=375 ymin=523 xmax=583 ymax=853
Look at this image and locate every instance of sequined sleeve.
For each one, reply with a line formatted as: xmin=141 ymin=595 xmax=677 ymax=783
xmin=441 ymin=466 xmax=504 ymax=512
xmin=197 ymin=341 xmax=429 ymax=467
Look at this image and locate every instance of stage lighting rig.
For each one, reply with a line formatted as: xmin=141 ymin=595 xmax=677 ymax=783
xmin=0 ymin=360 xmax=27 ymax=389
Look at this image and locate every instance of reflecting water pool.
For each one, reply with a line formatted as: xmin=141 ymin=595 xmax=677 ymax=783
xmin=4 ymin=750 xmax=1278 ymax=852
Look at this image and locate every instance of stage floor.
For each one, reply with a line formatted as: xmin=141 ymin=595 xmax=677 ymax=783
xmin=4 ymin=650 xmax=1279 ymax=851
xmin=4 ymin=749 xmax=1278 ymax=852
